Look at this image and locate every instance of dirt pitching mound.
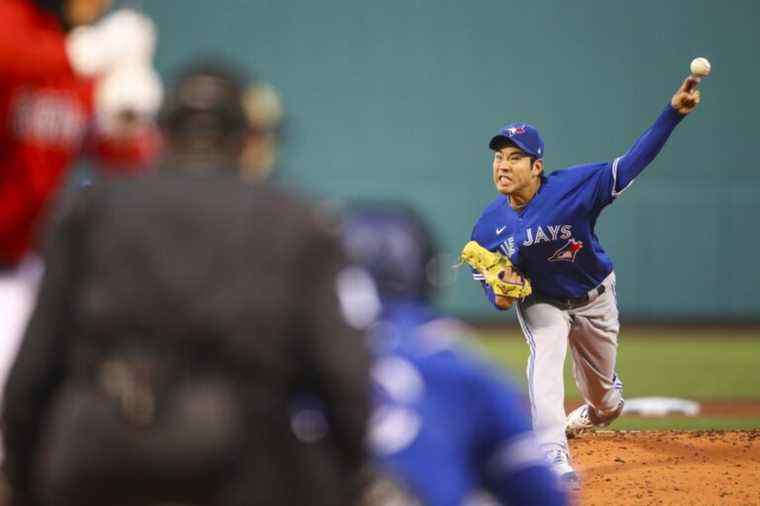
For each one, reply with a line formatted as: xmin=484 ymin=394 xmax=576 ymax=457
xmin=570 ymin=430 xmax=760 ymax=505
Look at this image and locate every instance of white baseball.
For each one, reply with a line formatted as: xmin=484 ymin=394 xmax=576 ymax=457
xmin=690 ymin=57 xmax=711 ymax=77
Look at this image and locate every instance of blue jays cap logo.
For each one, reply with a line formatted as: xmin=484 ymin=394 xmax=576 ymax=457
xmin=489 ymin=122 xmax=544 ymax=158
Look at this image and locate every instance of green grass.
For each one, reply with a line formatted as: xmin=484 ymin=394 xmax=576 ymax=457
xmin=474 ymin=327 xmax=760 ymax=430
xmin=476 ymin=327 xmax=760 ymax=399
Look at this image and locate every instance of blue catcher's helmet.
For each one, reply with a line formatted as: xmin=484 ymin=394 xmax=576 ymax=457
xmin=341 ymin=203 xmax=437 ymax=302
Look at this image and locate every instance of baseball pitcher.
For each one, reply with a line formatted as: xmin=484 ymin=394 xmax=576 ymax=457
xmin=462 ymin=72 xmax=704 ymax=489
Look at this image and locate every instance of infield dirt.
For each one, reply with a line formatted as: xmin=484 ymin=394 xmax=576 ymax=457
xmin=570 ymin=430 xmax=760 ymax=505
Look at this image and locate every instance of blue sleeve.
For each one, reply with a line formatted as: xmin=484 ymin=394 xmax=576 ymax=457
xmin=581 ymin=103 xmax=685 ymax=211
xmin=474 ymin=371 xmax=568 ymax=506
xmin=612 ymin=104 xmax=685 ymax=195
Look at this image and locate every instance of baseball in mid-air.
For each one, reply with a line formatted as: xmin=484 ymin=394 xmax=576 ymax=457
xmin=690 ymin=57 xmax=711 ymax=77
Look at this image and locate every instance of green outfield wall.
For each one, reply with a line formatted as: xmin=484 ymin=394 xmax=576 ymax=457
xmin=143 ymin=0 xmax=759 ymax=321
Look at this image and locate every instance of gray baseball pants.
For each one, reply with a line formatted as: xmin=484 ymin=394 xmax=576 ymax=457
xmin=515 ymin=272 xmax=623 ymax=453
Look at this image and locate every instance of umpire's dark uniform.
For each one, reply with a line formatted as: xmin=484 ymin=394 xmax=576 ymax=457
xmin=2 ymin=172 xmax=371 ymax=506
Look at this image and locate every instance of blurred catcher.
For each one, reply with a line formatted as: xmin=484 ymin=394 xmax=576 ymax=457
xmin=343 ymin=203 xmax=567 ymax=506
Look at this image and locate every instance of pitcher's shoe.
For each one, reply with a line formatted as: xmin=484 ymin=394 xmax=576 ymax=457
xmin=545 ymin=448 xmax=580 ymax=491
xmin=566 ymin=400 xmax=625 ymax=438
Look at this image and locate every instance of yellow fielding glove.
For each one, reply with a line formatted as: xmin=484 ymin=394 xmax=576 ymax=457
xmin=460 ymin=240 xmax=532 ymax=299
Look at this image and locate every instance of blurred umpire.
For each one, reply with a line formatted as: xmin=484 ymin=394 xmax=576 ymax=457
xmin=159 ymin=59 xmax=285 ymax=182
xmin=2 ymin=60 xmax=372 ymax=506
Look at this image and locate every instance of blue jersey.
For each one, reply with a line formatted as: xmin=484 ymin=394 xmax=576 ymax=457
xmin=370 ymin=300 xmax=567 ymax=506
xmin=472 ymin=104 xmax=684 ymax=301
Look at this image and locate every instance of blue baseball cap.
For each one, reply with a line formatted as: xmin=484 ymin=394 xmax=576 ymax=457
xmin=489 ymin=123 xmax=544 ymax=159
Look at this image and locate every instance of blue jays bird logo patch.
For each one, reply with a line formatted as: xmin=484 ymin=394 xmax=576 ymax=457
xmin=548 ymin=239 xmax=584 ymax=263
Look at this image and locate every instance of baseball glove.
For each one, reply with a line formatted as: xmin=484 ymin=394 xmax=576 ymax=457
xmin=460 ymin=240 xmax=532 ymax=299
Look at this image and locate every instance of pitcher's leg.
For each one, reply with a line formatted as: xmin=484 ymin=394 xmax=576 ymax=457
xmin=515 ymin=301 xmax=572 ymax=450
xmin=568 ymin=285 xmax=623 ymax=417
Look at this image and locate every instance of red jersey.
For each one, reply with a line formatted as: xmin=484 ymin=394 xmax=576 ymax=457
xmin=0 ymin=0 xmax=156 ymax=266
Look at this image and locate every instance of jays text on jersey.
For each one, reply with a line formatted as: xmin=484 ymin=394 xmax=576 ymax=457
xmin=472 ymin=104 xmax=685 ymax=302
